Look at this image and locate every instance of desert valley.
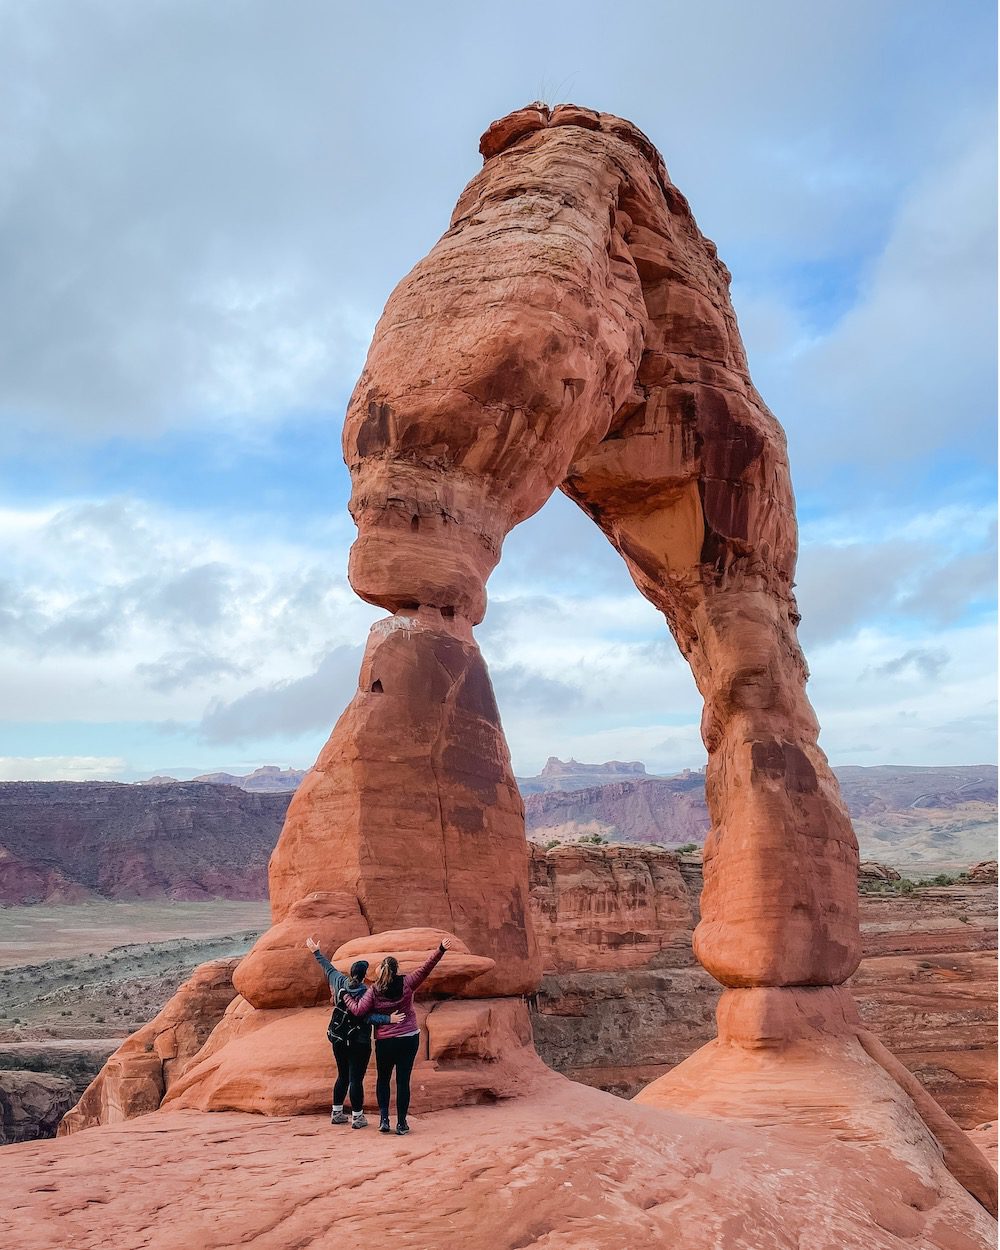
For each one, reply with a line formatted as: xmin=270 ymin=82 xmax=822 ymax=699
xmin=1 ymin=759 xmax=995 ymax=1154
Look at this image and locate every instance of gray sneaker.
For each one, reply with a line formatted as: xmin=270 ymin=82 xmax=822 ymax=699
xmin=330 ymin=1109 xmax=349 ymax=1125
xmin=351 ymin=1113 xmax=368 ymax=1129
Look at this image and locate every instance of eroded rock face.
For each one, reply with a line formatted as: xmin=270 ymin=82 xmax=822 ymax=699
xmin=0 ymin=1071 xmax=74 ymax=1143
xmin=58 ymin=958 xmax=240 ymax=1135
xmin=0 ymin=781 xmax=287 ymax=904
xmin=529 ymin=843 xmax=695 ymax=971
xmin=268 ymin=615 xmax=540 ymax=998
xmin=529 ymin=845 xmax=997 ymax=1134
xmin=163 ymin=928 xmax=541 ymax=1117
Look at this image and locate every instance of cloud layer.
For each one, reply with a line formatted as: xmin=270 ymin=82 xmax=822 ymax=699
xmin=0 ymin=2 xmax=994 ymax=779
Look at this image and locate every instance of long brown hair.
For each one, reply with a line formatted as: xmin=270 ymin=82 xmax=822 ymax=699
xmin=375 ymin=956 xmax=399 ymax=993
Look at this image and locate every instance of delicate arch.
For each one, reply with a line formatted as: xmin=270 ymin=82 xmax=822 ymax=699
xmin=270 ymin=103 xmax=859 ymax=993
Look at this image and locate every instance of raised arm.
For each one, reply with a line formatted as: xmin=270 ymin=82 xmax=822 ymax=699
xmin=404 ymin=939 xmax=451 ymax=992
xmin=305 ymin=937 xmax=346 ymax=992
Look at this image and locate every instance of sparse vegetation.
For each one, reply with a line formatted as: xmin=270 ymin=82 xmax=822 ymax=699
xmin=676 ymin=843 xmax=699 ymax=854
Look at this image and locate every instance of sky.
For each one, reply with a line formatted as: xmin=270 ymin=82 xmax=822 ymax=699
xmin=0 ymin=0 xmax=995 ymax=782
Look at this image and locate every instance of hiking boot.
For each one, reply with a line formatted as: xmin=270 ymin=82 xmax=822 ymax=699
xmin=330 ymin=1109 xmax=349 ymax=1125
xmin=351 ymin=1113 xmax=368 ymax=1129
xmin=379 ymin=1118 xmax=391 ymax=1134
xmin=396 ymin=1120 xmax=410 ymax=1136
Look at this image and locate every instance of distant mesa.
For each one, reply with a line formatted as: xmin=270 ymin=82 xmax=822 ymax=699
xmin=139 ymin=766 xmax=307 ymax=793
xmin=520 ymin=757 xmax=641 ymax=795
xmin=0 ymin=762 xmax=995 ymax=907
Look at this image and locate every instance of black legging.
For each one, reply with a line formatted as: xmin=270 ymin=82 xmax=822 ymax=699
xmin=331 ymin=1040 xmax=372 ymax=1112
xmin=375 ymin=1033 xmax=421 ymax=1123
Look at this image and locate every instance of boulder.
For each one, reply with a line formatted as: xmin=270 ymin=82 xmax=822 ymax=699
xmin=232 ymin=892 xmax=367 ymax=1008
xmin=330 ymin=927 xmax=494 ymax=996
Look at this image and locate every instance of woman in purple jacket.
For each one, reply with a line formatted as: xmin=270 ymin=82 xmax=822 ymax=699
xmin=344 ymin=937 xmax=453 ymax=1135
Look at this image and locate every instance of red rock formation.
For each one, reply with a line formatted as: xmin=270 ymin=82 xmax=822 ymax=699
xmin=163 ymin=928 xmax=542 ymax=1117
xmin=529 ymin=846 xmax=997 ymax=1133
xmin=338 ymin=103 xmax=858 ymax=991
xmin=57 ymin=958 xmax=240 ymax=1135
xmin=269 ymin=614 xmax=540 ymax=997
xmin=55 ymin=103 xmax=995 ymax=1223
xmin=529 ymin=843 xmax=695 ymax=970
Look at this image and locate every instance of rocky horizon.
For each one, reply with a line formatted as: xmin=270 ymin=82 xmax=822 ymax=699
xmin=0 ymin=761 xmax=994 ymax=906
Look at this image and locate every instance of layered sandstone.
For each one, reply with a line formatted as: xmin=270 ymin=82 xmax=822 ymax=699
xmin=528 ymin=843 xmax=696 ymax=970
xmin=529 ymin=845 xmax=997 ymax=1132
xmin=0 ymin=781 xmax=288 ymax=905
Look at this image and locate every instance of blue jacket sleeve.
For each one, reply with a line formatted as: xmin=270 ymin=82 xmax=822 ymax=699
xmin=313 ymin=949 xmax=346 ymax=992
xmin=369 ymin=1011 xmax=391 ymax=1025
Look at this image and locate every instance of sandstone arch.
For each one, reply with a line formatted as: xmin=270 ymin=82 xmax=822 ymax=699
xmin=59 ymin=103 xmax=997 ymax=1219
xmin=273 ymin=100 xmax=859 ymax=995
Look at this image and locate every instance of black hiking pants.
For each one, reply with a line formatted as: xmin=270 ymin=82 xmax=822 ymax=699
xmin=331 ymin=1039 xmax=372 ymax=1112
xmin=374 ymin=1033 xmax=421 ymax=1123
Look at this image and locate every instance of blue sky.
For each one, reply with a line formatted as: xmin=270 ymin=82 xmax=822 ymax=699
xmin=0 ymin=0 xmax=995 ymax=781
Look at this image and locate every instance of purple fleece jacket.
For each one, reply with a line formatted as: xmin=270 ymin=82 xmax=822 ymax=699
xmin=345 ymin=946 xmax=445 ymax=1040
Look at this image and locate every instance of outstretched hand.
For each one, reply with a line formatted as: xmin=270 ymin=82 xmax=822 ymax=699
xmin=305 ymin=936 xmax=320 ymax=953
xmin=439 ymin=936 xmax=454 ymax=952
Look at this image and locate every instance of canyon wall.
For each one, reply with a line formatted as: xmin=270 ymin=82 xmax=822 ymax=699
xmin=2 ymin=765 xmax=993 ymax=906
xmin=529 ymin=845 xmax=998 ymax=1128
xmin=0 ymin=782 xmax=290 ymax=904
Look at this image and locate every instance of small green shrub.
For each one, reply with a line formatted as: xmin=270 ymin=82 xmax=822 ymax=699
xmin=676 ymin=843 xmax=699 ymax=854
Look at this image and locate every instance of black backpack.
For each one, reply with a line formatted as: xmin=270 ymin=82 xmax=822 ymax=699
xmin=327 ymin=984 xmax=371 ymax=1047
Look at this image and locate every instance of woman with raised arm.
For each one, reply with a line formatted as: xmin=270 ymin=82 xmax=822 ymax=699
xmin=343 ymin=937 xmax=453 ymax=1135
xmin=305 ymin=936 xmax=403 ymax=1129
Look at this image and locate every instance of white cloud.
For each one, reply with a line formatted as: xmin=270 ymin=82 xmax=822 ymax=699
xmin=0 ymin=497 xmax=378 ymax=725
xmin=0 ymin=755 xmax=125 ymax=781
xmin=740 ymin=120 xmax=996 ymax=480
xmin=0 ymin=2 xmax=993 ymax=779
